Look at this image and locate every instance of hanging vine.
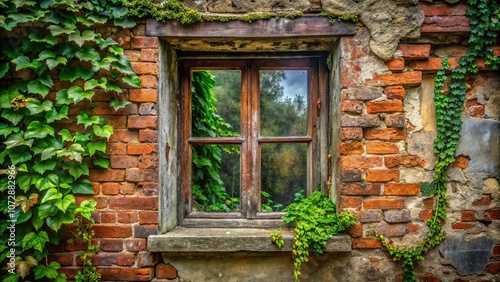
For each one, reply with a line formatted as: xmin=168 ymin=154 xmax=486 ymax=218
xmin=374 ymin=0 xmax=500 ymax=280
xmin=0 ymin=0 xmax=138 ymax=281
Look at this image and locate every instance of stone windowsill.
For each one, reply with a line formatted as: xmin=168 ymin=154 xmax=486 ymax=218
xmin=147 ymin=227 xmax=352 ymax=253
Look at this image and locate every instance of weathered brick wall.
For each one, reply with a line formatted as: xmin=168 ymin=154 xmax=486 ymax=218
xmin=37 ymin=1 xmax=500 ymax=281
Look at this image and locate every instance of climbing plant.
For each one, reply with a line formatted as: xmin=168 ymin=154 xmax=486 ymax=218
xmin=271 ymin=191 xmax=356 ymax=281
xmin=0 ymin=0 xmax=139 ymax=281
xmin=374 ymin=0 xmax=500 ymax=280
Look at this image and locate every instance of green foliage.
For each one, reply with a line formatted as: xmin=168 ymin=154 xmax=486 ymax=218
xmin=0 ymin=0 xmax=138 ymax=280
xmin=191 ymin=71 xmax=239 ymax=212
xmin=271 ymin=191 xmax=356 ymax=281
xmin=320 ymin=12 xmax=358 ymax=25
xmin=375 ymin=0 xmax=500 ymax=280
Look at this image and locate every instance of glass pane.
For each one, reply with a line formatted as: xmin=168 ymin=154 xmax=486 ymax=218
xmin=191 ymin=70 xmax=241 ymax=137
xmin=192 ymin=144 xmax=240 ymax=212
xmin=260 ymin=143 xmax=307 ymax=212
xmin=260 ymin=70 xmax=308 ymax=136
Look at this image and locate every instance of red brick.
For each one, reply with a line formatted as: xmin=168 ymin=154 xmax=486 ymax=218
xmin=116 ymin=253 xmax=136 ymax=266
xmin=131 ymin=36 xmax=158 ymax=48
xmin=396 ymin=44 xmax=431 ymax=59
xmin=386 ymin=57 xmax=404 ymax=71
xmin=139 ymin=75 xmax=158 ymax=88
xmin=128 ymin=143 xmax=158 ymax=155
xmin=124 ymin=50 xmax=141 ymax=62
xmin=100 ymin=239 xmax=123 ymax=252
xmin=48 ymin=253 xmax=73 ymax=266
xmin=407 ymin=223 xmax=420 ymax=233
xmin=467 ymin=105 xmax=484 ymax=117
xmin=341 ymin=183 xmax=381 ymax=195
xmin=131 ymin=62 xmax=158 ymax=75
xmin=384 ymin=183 xmax=420 ymax=195
xmin=419 ymin=210 xmax=433 ymax=221
xmin=110 ymin=155 xmax=139 ymax=169
xmin=340 ymin=156 xmax=383 ymax=169
xmin=366 ymin=169 xmax=400 ymax=182
xmin=355 ymin=210 xmax=382 ymax=223
xmin=366 ymin=142 xmax=399 ymax=154
xmin=156 ymin=263 xmax=178 ymax=279
xmin=368 ymin=71 xmax=422 ymax=87
xmin=493 ymin=245 xmax=500 ymax=257
xmin=484 ymin=208 xmax=500 ymax=220
xmin=342 ymin=169 xmax=362 ymax=182
xmin=126 ymin=168 xmax=158 ymax=182
xmin=452 ymin=155 xmax=469 ymax=169
xmin=109 ymin=129 xmax=139 ymax=143
xmin=409 ymin=57 xmax=459 ymax=72
xmin=105 ymin=116 xmax=127 ymax=129
xmin=374 ymin=223 xmax=407 ymax=237
xmin=341 ymin=100 xmax=364 ymax=114
xmin=141 ymin=49 xmax=158 ymax=62
xmin=352 ymin=238 xmax=382 ymax=249
xmin=138 ymin=154 xmax=158 ymax=169
xmin=486 ymin=261 xmax=500 ymax=274
xmin=420 ymin=4 xmax=468 ymax=16
xmin=461 ymin=210 xmax=476 ymax=222
xmin=366 ymin=100 xmax=403 ymax=113
xmin=107 ymin=143 xmax=127 ymax=155
xmin=340 ymin=142 xmax=364 ymax=155
xmin=130 ymin=89 xmax=158 ymax=102
xmin=421 ymin=16 xmax=469 ymax=33
xmin=92 ymin=182 xmax=100 ymax=195
xmin=451 ymin=222 xmax=474 ymax=229
xmin=126 ymin=238 xmax=147 ymax=252
xmin=137 ymin=252 xmax=160 ymax=267
xmin=128 ymin=116 xmax=158 ymax=129
xmin=417 ymin=274 xmax=440 ymax=282
xmin=120 ymin=182 xmax=136 ymax=195
xmin=423 ymin=198 xmax=435 ymax=209
xmin=384 ymin=86 xmax=405 ymax=99
xmin=89 ymin=169 xmax=126 ymax=182
xmin=93 ymin=225 xmax=132 ymax=238
xmin=91 ymin=102 xmax=138 ymax=116
xmin=339 ymin=196 xmax=363 ymax=210
xmin=472 ymin=195 xmax=492 ymax=206
xmin=347 ymin=223 xmax=363 ymax=237
xmin=341 ymin=127 xmax=363 ymax=140
xmin=98 ymin=268 xmax=153 ymax=281
xmin=100 ymin=212 xmax=116 ymax=223
xmin=364 ymin=198 xmax=405 ymax=209
xmin=139 ymin=211 xmax=159 ymax=224
xmin=139 ymin=129 xmax=158 ymax=142
xmin=109 ymin=197 xmax=158 ymax=210
xmin=364 ymin=128 xmax=405 ymax=140
xmin=385 ymin=156 xmax=425 ymax=168
xmin=118 ymin=211 xmax=139 ymax=223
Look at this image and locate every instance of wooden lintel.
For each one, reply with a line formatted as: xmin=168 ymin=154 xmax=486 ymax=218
xmin=146 ymin=16 xmax=356 ymax=39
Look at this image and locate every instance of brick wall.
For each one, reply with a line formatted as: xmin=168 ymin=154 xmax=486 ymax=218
xmin=37 ymin=2 xmax=500 ymax=281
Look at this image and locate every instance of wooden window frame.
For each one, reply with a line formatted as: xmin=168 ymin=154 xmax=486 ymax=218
xmin=179 ymin=56 xmax=329 ymax=228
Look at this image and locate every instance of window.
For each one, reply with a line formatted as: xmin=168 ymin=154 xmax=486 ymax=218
xmin=179 ymin=56 xmax=330 ymax=228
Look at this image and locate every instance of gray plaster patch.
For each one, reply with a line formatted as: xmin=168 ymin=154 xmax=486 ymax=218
xmin=456 ymin=117 xmax=500 ymax=178
xmin=439 ymin=234 xmax=495 ymax=276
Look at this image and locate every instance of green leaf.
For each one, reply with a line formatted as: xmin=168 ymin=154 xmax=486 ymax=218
xmin=93 ymin=156 xmax=110 ymax=168
xmin=41 ymin=188 xmax=62 ymax=204
xmin=46 ymin=56 xmax=67 ymax=70
xmin=35 ymin=173 xmax=59 ymax=190
xmin=68 ymin=30 xmax=96 ymax=47
xmin=72 ymin=179 xmax=94 ymax=195
xmin=54 ymin=194 xmax=75 ymax=213
xmin=76 ymin=111 xmax=100 ymax=128
xmin=87 ymin=139 xmax=107 ymax=156
xmin=421 ymin=182 xmax=438 ymax=196
xmin=67 ymin=86 xmax=94 ymax=103
xmin=75 ymin=46 xmax=100 ymax=61
xmin=4 ymin=133 xmax=33 ymax=149
xmin=26 ymin=100 xmax=53 ymax=115
xmin=111 ymin=54 xmax=135 ymax=74
xmin=99 ymin=37 xmax=118 ymax=49
xmin=38 ymin=203 xmax=58 ymax=218
xmin=38 ymin=50 xmax=56 ymax=61
xmin=123 ymin=74 xmax=141 ymax=88
xmin=22 ymin=231 xmax=49 ymax=252
xmin=67 ymin=143 xmax=85 ymax=162
xmin=76 ymin=199 xmax=97 ymax=221
xmin=109 ymin=45 xmax=124 ymax=55
xmin=11 ymin=55 xmax=35 ymax=71
xmin=0 ymin=62 xmax=9 ymax=78
xmin=84 ymin=77 xmax=107 ymax=91
xmin=47 ymin=209 xmax=75 ymax=231
xmin=0 ymin=123 xmax=19 ymax=137
xmin=114 ymin=16 xmax=136 ymax=28
xmin=109 ymin=99 xmax=131 ymax=111
xmin=47 ymin=24 xmax=75 ymax=36
xmin=93 ymin=124 xmax=113 ymax=139
xmin=74 ymin=131 xmax=91 ymax=142
xmin=63 ymin=161 xmax=89 ymax=179
xmin=17 ymin=172 xmax=37 ymax=192
xmin=1 ymin=108 xmax=26 ymax=125
xmin=29 ymin=33 xmax=57 ymax=46
xmin=45 ymin=105 xmax=68 ymax=123
xmin=76 ymin=15 xmax=94 ymax=26
xmin=106 ymin=81 xmax=122 ymax=93
xmin=34 ymin=261 xmax=60 ymax=280
xmin=24 ymin=121 xmax=55 ymax=139
xmin=33 ymin=159 xmax=57 ymax=174
xmin=55 ymin=89 xmax=73 ymax=105
xmin=27 ymin=79 xmax=50 ymax=97
xmin=41 ymin=147 xmax=57 ymax=161
xmin=57 ymin=129 xmax=73 ymax=142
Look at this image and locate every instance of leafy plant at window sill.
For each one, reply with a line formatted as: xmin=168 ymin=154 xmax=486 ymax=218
xmin=270 ymin=190 xmax=356 ymax=281
xmin=374 ymin=0 xmax=500 ymax=280
xmin=0 ymin=0 xmax=139 ymax=281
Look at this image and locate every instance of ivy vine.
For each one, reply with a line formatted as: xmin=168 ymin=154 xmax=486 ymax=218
xmin=374 ymin=0 xmax=500 ymax=281
xmin=0 ymin=0 xmax=139 ymax=281
xmin=271 ymin=191 xmax=356 ymax=281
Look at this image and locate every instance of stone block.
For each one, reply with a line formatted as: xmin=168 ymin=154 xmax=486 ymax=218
xmin=384 ymin=209 xmax=411 ymax=223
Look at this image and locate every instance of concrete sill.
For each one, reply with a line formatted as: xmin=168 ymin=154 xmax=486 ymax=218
xmin=148 ymin=227 xmax=352 ymax=253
